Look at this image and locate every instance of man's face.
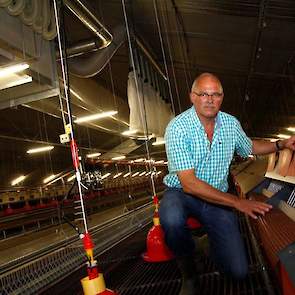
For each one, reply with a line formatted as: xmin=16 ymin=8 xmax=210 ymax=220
xmin=190 ymin=77 xmax=224 ymax=119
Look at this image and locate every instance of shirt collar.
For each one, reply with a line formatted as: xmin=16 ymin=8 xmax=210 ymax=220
xmin=189 ymin=105 xmax=222 ymax=130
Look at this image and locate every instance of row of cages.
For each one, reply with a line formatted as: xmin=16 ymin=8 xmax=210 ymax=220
xmin=0 ymin=175 xmax=165 ymax=217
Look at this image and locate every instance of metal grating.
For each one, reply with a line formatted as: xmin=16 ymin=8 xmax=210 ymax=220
xmin=96 ymin=215 xmax=278 ymax=295
xmin=42 ymin=213 xmax=279 ymax=295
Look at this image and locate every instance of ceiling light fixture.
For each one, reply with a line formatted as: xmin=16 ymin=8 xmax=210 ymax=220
xmin=122 ymin=129 xmax=137 ymax=136
xmin=74 ymin=111 xmax=118 ymax=123
xmin=134 ymin=158 xmax=145 ymax=162
xmin=27 ymin=146 xmax=54 ymax=154
xmin=11 ymin=175 xmax=26 ymax=186
xmin=86 ymin=152 xmax=101 ymax=158
xmin=287 ymin=127 xmax=295 ymax=132
xmin=67 ymin=175 xmax=76 ymax=182
xmin=43 ymin=174 xmax=56 ymax=184
xmin=112 ymin=155 xmax=126 ymax=161
xmin=152 ymin=140 xmax=165 ymax=146
xmin=123 ymin=172 xmax=131 ymax=178
xmin=0 ymin=75 xmax=32 ymax=90
xmin=0 ymin=62 xmax=29 ymax=77
xmin=277 ymin=134 xmax=290 ymax=139
xmin=101 ymin=173 xmax=111 ymax=180
xmin=113 ymin=172 xmax=122 ymax=179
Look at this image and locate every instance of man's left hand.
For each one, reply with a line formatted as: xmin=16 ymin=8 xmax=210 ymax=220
xmin=283 ymin=135 xmax=295 ymax=151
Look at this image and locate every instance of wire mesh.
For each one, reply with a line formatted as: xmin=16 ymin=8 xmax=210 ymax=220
xmin=0 ymin=204 xmax=153 ymax=294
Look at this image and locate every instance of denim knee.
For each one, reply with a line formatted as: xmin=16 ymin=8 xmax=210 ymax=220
xmin=159 ymin=189 xmax=187 ymax=229
xmin=159 ymin=190 xmax=195 ymax=256
xmin=159 ymin=201 xmax=187 ymax=242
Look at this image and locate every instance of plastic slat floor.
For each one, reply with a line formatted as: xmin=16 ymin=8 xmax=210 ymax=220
xmin=43 ymin=215 xmax=279 ymax=295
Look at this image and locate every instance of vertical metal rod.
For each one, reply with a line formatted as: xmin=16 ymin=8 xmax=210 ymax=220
xmin=122 ymin=0 xmax=156 ymax=196
xmin=53 ymin=0 xmax=88 ymax=233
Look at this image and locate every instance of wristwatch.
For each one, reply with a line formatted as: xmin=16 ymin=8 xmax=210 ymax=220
xmin=275 ymin=140 xmax=282 ymax=151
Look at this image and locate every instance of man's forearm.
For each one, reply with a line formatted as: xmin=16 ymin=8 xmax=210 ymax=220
xmin=252 ymin=139 xmax=285 ymax=155
xmin=177 ymin=169 xmax=272 ymax=219
xmin=182 ymin=177 xmax=238 ymax=207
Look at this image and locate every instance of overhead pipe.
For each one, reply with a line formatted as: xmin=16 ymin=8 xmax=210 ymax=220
xmin=64 ymin=39 xmax=102 ymax=59
xmin=67 ymin=25 xmax=126 ymax=78
xmin=64 ymin=0 xmax=167 ymax=84
xmin=64 ymin=0 xmax=112 ymax=48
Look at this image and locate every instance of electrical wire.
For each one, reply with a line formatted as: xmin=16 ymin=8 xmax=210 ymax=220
xmin=121 ymin=0 xmax=156 ymax=196
xmin=53 ymin=0 xmax=88 ymax=233
xmin=161 ymin=0 xmax=181 ymax=113
xmin=153 ymin=0 xmax=175 ymax=116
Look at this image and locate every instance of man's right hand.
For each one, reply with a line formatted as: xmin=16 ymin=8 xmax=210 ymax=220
xmin=233 ymin=198 xmax=272 ymax=219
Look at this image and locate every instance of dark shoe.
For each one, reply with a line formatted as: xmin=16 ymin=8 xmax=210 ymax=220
xmin=177 ymin=256 xmax=200 ymax=295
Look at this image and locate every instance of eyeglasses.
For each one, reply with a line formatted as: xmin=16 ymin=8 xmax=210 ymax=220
xmin=193 ymin=92 xmax=223 ymax=99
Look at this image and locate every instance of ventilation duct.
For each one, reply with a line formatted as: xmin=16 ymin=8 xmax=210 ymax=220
xmin=0 ymin=7 xmax=58 ymax=110
xmin=67 ymin=25 xmax=126 ymax=78
xmin=0 ymin=0 xmax=57 ymax=40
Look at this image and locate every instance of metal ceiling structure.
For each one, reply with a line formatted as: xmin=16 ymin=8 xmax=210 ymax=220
xmin=0 ymin=0 xmax=295 ymax=189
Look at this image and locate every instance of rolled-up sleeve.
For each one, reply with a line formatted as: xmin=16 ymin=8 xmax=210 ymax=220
xmin=165 ymin=123 xmax=195 ymax=172
xmin=234 ymin=120 xmax=252 ymax=157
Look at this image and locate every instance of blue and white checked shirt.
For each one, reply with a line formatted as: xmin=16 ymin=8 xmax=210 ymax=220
xmin=164 ymin=106 xmax=252 ymax=192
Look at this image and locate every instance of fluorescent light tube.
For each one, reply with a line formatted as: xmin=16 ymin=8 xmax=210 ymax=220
xmin=152 ymin=140 xmax=165 ymax=146
xmin=0 ymin=63 xmax=29 ymax=77
xmin=0 ymin=75 xmax=32 ymax=90
xmin=11 ymin=175 xmax=26 ymax=186
xmin=74 ymin=111 xmax=118 ymax=123
xmin=43 ymin=174 xmax=56 ymax=184
xmin=86 ymin=152 xmax=101 ymax=158
xmin=27 ymin=146 xmax=54 ymax=154
xmin=132 ymin=172 xmax=139 ymax=177
xmin=101 ymin=173 xmax=111 ymax=180
xmin=277 ymin=134 xmax=290 ymax=139
xmin=122 ymin=129 xmax=137 ymax=136
xmin=112 ymin=155 xmax=126 ymax=160
xmin=134 ymin=158 xmax=145 ymax=162
xmin=67 ymin=175 xmax=76 ymax=182
xmin=287 ymin=127 xmax=295 ymax=132
xmin=113 ymin=172 xmax=122 ymax=179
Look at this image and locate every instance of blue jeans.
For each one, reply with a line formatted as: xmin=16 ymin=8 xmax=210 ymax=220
xmin=159 ymin=187 xmax=248 ymax=279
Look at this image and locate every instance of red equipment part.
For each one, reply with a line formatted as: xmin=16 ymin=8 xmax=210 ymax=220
xmin=142 ymin=224 xmax=174 ymax=262
xmin=186 ymin=217 xmax=202 ymax=230
xmin=280 ymin=264 xmax=295 ymax=295
xmin=70 ymin=139 xmax=80 ymax=169
xmin=83 ymin=233 xmax=94 ymax=250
